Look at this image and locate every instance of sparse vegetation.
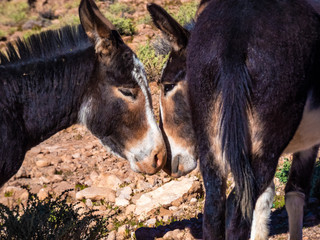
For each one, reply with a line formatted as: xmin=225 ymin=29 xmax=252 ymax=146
xmin=170 ymin=1 xmax=198 ymax=26
xmin=0 ymin=0 xmax=29 ymax=25
xmin=0 ymin=189 xmax=107 ymax=239
xmin=137 ymin=42 xmax=169 ymax=82
xmin=103 ymin=12 xmax=135 ymax=36
xmin=275 ymin=158 xmax=291 ymax=184
xmin=273 ymin=195 xmax=285 ymax=209
xmin=75 ymin=183 xmax=88 ymax=192
xmin=109 ymin=3 xmax=135 ymax=15
xmin=4 ymin=191 xmax=13 ymax=198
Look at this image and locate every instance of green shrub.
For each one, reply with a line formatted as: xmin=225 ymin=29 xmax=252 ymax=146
xmin=275 ymin=158 xmax=291 ymax=184
xmin=0 ymin=0 xmax=29 ymax=25
xmin=0 ymin=189 xmax=107 ymax=239
xmin=104 ymin=12 xmax=135 ymax=36
xmin=273 ymin=195 xmax=285 ymax=209
xmin=109 ymin=3 xmax=135 ymax=15
xmin=170 ymin=1 xmax=198 ymax=26
xmin=137 ymin=42 xmax=169 ymax=82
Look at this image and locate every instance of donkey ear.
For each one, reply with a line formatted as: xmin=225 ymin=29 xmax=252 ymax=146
xmin=79 ymin=0 xmax=123 ymax=53
xmin=147 ymin=3 xmax=190 ymax=51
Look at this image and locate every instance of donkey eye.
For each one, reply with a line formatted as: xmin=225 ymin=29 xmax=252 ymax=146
xmin=119 ymin=88 xmax=136 ymax=99
xmin=164 ymin=84 xmax=176 ymax=95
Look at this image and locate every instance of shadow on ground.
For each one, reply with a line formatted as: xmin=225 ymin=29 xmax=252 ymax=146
xmin=135 ymin=214 xmax=203 ymax=240
xmin=135 ymin=201 xmax=320 ymax=239
xmin=269 ymin=200 xmax=320 ymax=236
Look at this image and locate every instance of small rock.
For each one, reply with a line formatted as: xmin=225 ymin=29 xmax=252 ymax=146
xmin=76 ymin=187 xmax=115 ymax=202
xmin=115 ymin=197 xmax=129 ymax=207
xmin=145 ymin=218 xmax=156 ymax=227
xmin=106 ymin=230 xmax=116 ymax=240
xmin=163 ymin=229 xmax=185 ymax=240
xmin=117 ymin=186 xmax=132 ymax=200
xmin=125 ymin=204 xmax=136 ymax=215
xmin=90 ymin=171 xmax=99 ymax=182
xmin=38 ymin=188 xmax=48 ymax=200
xmin=190 ymin=197 xmax=198 ymax=205
xmin=36 ymin=159 xmax=51 ymax=168
xmin=95 ymin=174 xmax=123 ymax=191
xmin=159 ymin=207 xmax=172 ymax=217
xmin=86 ymin=199 xmax=93 ymax=207
xmin=15 ymin=167 xmax=29 ymax=179
xmin=72 ymin=153 xmax=81 ymax=159
xmin=117 ymin=224 xmax=128 ymax=236
xmin=136 ymin=180 xmax=152 ymax=191
xmin=135 ymin=177 xmax=196 ymax=216
xmin=49 ymin=175 xmax=64 ymax=183
xmin=169 ymin=206 xmax=178 ymax=211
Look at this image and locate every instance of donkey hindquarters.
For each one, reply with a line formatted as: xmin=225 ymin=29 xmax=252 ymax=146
xmin=187 ymin=0 xmax=320 ymax=239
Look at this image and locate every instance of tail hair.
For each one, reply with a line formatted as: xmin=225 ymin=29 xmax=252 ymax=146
xmin=219 ymin=62 xmax=257 ymax=222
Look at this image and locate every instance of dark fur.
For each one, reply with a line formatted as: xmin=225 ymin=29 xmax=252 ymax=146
xmin=188 ymin=0 xmax=320 ymax=238
xmin=0 ymin=25 xmax=95 ymax=186
xmin=0 ymin=0 xmax=164 ymax=187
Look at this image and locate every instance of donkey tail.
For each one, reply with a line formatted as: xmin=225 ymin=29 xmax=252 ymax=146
xmin=219 ymin=62 xmax=256 ymax=222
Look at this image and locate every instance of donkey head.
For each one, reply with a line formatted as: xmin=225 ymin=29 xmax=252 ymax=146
xmin=78 ymin=0 xmax=166 ymax=174
xmin=147 ymin=4 xmax=197 ymax=177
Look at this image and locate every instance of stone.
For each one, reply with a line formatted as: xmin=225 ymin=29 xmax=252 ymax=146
xmin=15 ymin=167 xmax=29 ymax=179
xmin=106 ymin=230 xmax=116 ymax=240
xmin=190 ymin=197 xmax=198 ymax=205
xmin=49 ymin=175 xmax=64 ymax=183
xmin=94 ymin=174 xmax=123 ymax=191
xmin=115 ymin=197 xmax=129 ymax=207
xmin=135 ymin=177 xmax=196 ymax=216
xmin=86 ymin=199 xmax=93 ymax=207
xmin=136 ymin=180 xmax=152 ymax=191
xmin=169 ymin=206 xmax=178 ymax=211
xmin=72 ymin=153 xmax=81 ymax=159
xmin=53 ymin=181 xmax=74 ymax=195
xmin=76 ymin=187 xmax=115 ymax=203
xmin=163 ymin=229 xmax=185 ymax=240
xmin=145 ymin=218 xmax=156 ymax=227
xmin=159 ymin=207 xmax=172 ymax=217
xmin=38 ymin=188 xmax=49 ymax=200
xmin=36 ymin=159 xmax=51 ymax=167
xmin=90 ymin=171 xmax=99 ymax=182
xmin=116 ymin=186 xmax=132 ymax=200
xmin=125 ymin=204 xmax=136 ymax=215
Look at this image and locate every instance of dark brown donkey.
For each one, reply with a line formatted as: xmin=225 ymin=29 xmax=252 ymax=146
xmin=0 ymin=0 xmax=166 ymax=188
xmin=148 ymin=1 xmax=320 ymax=239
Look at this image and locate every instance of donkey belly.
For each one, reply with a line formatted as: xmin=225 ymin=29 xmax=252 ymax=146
xmin=284 ymin=96 xmax=320 ymax=154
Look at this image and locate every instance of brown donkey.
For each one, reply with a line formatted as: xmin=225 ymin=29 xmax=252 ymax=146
xmin=148 ymin=2 xmax=320 ymax=240
xmin=0 ymin=0 xmax=166 ymax=188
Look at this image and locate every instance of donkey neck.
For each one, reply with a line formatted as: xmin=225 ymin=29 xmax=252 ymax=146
xmin=0 ymin=38 xmax=95 ymax=148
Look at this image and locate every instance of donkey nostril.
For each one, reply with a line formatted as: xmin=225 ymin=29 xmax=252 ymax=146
xmin=152 ymin=154 xmax=158 ymax=168
xmin=172 ymin=155 xmax=180 ymax=173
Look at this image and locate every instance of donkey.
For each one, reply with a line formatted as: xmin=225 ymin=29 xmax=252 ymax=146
xmin=148 ymin=2 xmax=320 ymax=239
xmin=0 ymin=0 xmax=166 ymax=188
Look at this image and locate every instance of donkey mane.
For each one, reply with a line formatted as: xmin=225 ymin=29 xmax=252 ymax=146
xmin=0 ymin=24 xmax=91 ymax=65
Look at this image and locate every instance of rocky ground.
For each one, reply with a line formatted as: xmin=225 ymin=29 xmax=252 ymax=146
xmin=1 ymin=0 xmax=320 ymax=239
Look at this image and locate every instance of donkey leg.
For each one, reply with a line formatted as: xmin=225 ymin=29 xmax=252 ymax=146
xmin=226 ymin=151 xmax=280 ymax=240
xmin=200 ymin=152 xmax=227 ymax=240
xmin=250 ymin=181 xmax=275 ymax=240
xmin=285 ymin=146 xmax=318 ymax=240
